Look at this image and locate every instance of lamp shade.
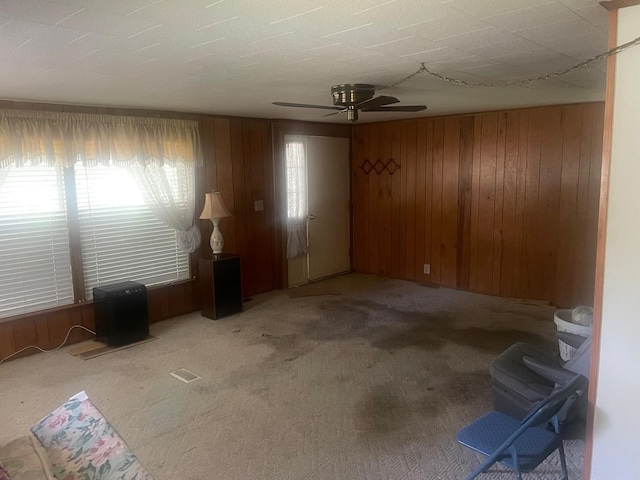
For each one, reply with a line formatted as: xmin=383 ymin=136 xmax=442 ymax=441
xmin=199 ymin=192 xmax=231 ymax=220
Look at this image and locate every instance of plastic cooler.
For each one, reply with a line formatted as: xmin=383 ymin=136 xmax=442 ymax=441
xmin=554 ymin=309 xmax=592 ymax=361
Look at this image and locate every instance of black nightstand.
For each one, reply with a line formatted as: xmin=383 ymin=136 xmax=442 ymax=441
xmin=199 ymin=255 xmax=243 ymax=320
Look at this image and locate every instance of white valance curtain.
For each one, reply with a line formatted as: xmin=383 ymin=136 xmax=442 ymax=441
xmin=0 ymin=109 xmax=203 ymax=252
xmin=0 ymin=109 xmax=202 ymax=168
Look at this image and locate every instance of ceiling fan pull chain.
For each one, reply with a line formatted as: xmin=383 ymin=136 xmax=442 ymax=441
xmin=380 ymin=35 xmax=640 ymax=90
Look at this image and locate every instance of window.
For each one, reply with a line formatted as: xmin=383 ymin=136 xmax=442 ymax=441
xmin=0 ymin=166 xmax=74 ymax=317
xmin=284 ymin=138 xmax=309 ymax=260
xmin=0 ymin=110 xmax=201 ymax=320
xmin=74 ymin=164 xmax=189 ymax=299
xmin=285 ymin=140 xmax=307 ymax=219
xmin=0 ymin=163 xmax=192 ymax=318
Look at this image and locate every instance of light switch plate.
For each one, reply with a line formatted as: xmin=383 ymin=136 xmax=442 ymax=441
xmin=254 ymin=200 xmax=264 ymax=211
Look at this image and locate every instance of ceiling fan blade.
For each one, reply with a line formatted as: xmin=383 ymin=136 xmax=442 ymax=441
xmin=321 ymin=110 xmax=345 ymax=117
xmin=272 ymin=101 xmax=343 ymax=111
xmin=357 ymin=95 xmax=400 ymax=111
xmin=365 ymin=105 xmax=427 ymax=112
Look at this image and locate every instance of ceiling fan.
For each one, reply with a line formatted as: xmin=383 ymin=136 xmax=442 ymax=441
xmin=273 ymin=83 xmax=427 ymax=122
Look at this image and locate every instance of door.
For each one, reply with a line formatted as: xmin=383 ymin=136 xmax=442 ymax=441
xmin=285 ymin=135 xmax=350 ymax=286
xmin=306 ymin=136 xmax=350 ymax=280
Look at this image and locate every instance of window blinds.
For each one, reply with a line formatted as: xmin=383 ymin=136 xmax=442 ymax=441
xmin=74 ymin=164 xmax=189 ymax=299
xmin=0 ymin=166 xmax=74 ymax=318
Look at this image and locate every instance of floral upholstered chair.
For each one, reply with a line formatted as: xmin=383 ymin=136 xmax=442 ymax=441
xmin=0 ymin=392 xmax=154 ymax=480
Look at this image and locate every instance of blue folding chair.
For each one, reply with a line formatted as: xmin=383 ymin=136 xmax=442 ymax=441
xmin=456 ymin=374 xmax=587 ymax=479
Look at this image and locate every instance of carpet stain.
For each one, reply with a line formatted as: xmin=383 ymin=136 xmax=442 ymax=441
xmin=313 ymin=298 xmax=549 ymax=354
xmin=355 ymin=385 xmax=444 ymax=438
xmin=334 ymin=374 xmax=352 ymax=384
xmin=356 ymin=372 xmax=491 ymax=442
xmin=438 ymin=371 xmax=492 ymax=407
xmin=252 ymin=333 xmax=310 ymax=363
xmin=2 ymin=275 xmax=584 ymax=480
xmin=481 ymin=304 xmax=551 ymax=322
xmin=374 ymin=323 xmax=547 ymax=353
xmin=417 ymin=395 xmax=442 ymax=418
xmin=248 ymin=386 xmax=270 ymax=398
xmin=305 ymin=302 xmax=370 ymax=340
xmin=356 ymin=386 xmax=409 ymax=435
xmin=213 ymin=293 xmax=550 ymax=445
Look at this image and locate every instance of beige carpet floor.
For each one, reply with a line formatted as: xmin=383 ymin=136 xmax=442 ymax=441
xmin=0 ymin=274 xmax=584 ymax=479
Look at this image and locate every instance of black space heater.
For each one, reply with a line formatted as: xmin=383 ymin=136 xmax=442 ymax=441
xmin=93 ymin=281 xmax=149 ymax=346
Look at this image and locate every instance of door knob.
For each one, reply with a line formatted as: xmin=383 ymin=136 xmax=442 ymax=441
xmin=308 ymin=214 xmax=316 ymax=220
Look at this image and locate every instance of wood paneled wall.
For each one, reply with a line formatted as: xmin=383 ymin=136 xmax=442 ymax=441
xmin=0 ymin=281 xmax=199 ymax=362
xmin=352 ymin=103 xmax=604 ymax=307
xmin=199 ymin=117 xmax=277 ymax=297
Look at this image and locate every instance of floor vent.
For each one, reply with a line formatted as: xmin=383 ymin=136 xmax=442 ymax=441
xmin=169 ymin=368 xmax=201 ymax=383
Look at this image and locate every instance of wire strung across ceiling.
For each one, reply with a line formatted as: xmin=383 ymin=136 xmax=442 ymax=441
xmin=380 ymin=35 xmax=640 ymax=90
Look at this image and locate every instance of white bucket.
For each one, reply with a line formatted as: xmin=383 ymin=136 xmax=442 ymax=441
xmin=554 ymin=309 xmax=592 ymax=361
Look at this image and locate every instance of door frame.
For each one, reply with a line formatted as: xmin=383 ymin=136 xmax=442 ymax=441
xmin=272 ymin=121 xmax=353 ymax=290
xmin=582 ymin=2 xmax=640 ymax=478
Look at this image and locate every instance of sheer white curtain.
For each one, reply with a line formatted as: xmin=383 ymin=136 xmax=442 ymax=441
xmin=129 ymin=162 xmax=201 ymax=253
xmin=286 ymin=141 xmax=309 ymax=259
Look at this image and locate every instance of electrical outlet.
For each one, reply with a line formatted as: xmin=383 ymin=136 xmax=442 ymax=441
xmin=254 ymin=200 xmax=264 ymax=212
xmin=423 ymin=264 xmax=430 ymax=275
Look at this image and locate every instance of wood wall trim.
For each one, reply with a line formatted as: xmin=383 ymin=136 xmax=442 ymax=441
xmin=62 ymin=167 xmax=86 ymax=302
xmin=600 ymin=0 xmax=640 ymax=11
xmin=582 ymin=9 xmax=618 ymax=480
xmin=350 ymin=102 xmax=605 ymax=129
xmin=271 ymin=120 xmax=352 ymax=138
xmin=271 ymin=124 xmax=288 ymax=290
xmin=0 ymin=301 xmax=88 ymax=326
xmin=0 ymin=98 xmax=292 ymax=124
xmin=0 ymin=99 xmax=202 ymax=120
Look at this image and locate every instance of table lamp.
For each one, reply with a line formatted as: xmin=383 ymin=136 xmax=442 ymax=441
xmin=199 ymin=191 xmax=231 ymax=254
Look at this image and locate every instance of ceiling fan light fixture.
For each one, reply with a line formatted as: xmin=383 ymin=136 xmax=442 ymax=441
xmin=331 ymin=84 xmax=376 ymax=106
xmin=347 ymin=106 xmax=358 ymax=122
xmin=273 ymin=83 xmax=427 ymax=122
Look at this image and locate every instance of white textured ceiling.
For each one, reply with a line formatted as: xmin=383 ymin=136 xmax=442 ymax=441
xmin=0 ymin=0 xmax=610 ymax=122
